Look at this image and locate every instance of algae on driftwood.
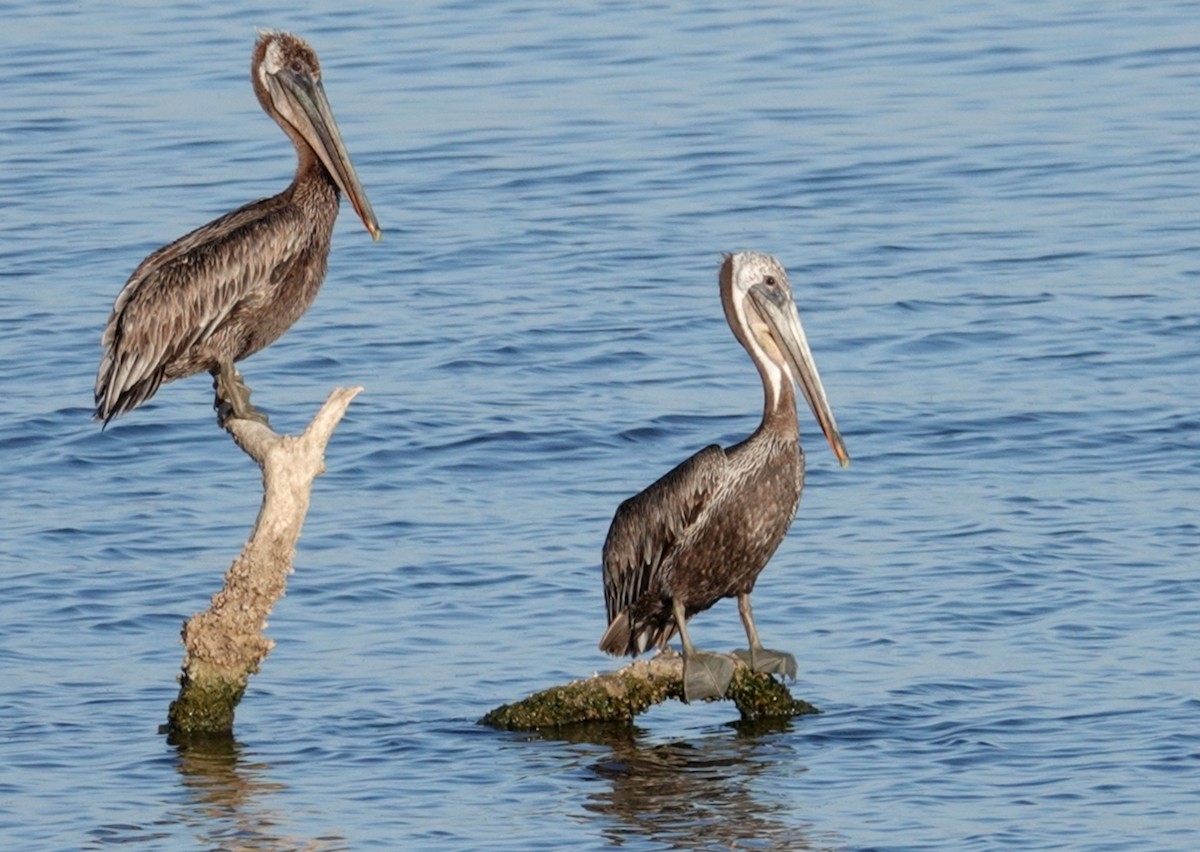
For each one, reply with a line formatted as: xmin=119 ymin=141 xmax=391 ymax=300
xmin=164 ymin=387 xmax=361 ymax=738
xmin=480 ymin=650 xmax=818 ymax=731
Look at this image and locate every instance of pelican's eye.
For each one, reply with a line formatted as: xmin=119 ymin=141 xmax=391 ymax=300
xmin=764 ymin=275 xmax=777 ymax=288
xmin=291 ymin=60 xmax=306 ymax=74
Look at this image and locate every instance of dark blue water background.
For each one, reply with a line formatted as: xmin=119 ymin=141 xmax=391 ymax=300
xmin=2 ymin=2 xmax=1198 ymax=849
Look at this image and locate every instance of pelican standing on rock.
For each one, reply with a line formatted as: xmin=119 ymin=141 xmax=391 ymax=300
xmin=94 ymin=31 xmax=380 ymax=426
xmin=599 ymin=252 xmax=850 ymax=702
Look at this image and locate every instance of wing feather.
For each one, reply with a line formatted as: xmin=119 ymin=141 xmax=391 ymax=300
xmin=599 ymin=444 xmax=727 ymax=654
xmin=95 ymin=195 xmax=306 ymax=421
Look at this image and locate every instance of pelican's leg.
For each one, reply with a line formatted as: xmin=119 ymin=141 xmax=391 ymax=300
xmin=673 ymin=598 xmax=735 ymax=703
xmin=211 ymin=361 xmax=270 ymax=427
xmin=732 ymin=593 xmax=798 ymax=680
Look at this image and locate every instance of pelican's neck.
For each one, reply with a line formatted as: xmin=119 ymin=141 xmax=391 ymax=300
xmin=278 ymin=142 xmax=340 ymax=232
xmin=288 ymin=136 xmax=335 ymax=191
xmin=753 ymin=352 xmax=799 ymax=440
xmin=719 ymin=257 xmax=800 ymax=445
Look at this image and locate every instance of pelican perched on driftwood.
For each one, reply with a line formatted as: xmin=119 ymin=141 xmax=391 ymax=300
xmin=94 ymin=31 xmax=380 ymax=426
xmin=600 ymin=252 xmax=850 ymax=702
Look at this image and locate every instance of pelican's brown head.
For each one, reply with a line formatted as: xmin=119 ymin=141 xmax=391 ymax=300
xmin=251 ymin=31 xmax=381 ymax=240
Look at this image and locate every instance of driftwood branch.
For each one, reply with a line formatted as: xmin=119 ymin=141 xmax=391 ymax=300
xmin=480 ymin=650 xmax=819 ymax=731
xmin=164 ymin=387 xmax=362 ymax=738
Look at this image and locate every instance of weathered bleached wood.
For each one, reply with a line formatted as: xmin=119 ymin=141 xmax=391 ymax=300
xmin=164 ymin=387 xmax=362 ymax=738
xmin=480 ymin=651 xmax=818 ymax=731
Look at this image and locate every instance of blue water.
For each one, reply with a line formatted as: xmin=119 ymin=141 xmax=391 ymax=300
xmin=3 ymin=1 xmax=1198 ymax=849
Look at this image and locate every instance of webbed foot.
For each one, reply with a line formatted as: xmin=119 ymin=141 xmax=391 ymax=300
xmin=732 ymin=647 xmax=798 ymax=680
xmin=212 ymin=363 xmax=270 ymax=428
xmin=682 ymin=651 xmax=736 ymax=703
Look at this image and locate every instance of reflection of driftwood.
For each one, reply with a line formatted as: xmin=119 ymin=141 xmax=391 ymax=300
xmin=480 ymin=651 xmax=818 ymax=731
xmin=164 ymin=387 xmax=362 ymax=737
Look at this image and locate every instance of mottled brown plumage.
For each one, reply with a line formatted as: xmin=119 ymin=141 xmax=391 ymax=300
xmin=599 ymin=252 xmax=849 ymax=700
xmin=95 ymin=31 xmax=380 ymax=424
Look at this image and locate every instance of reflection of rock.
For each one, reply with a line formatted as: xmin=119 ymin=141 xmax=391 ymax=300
xmin=170 ymin=734 xmax=344 ymax=850
xmin=565 ymin=726 xmax=820 ymax=850
xmin=481 ymin=650 xmax=819 ymax=730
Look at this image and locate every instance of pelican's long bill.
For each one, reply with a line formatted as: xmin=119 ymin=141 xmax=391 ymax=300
xmin=270 ymin=62 xmax=381 ymax=241
xmin=750 ymin=284 xmax=851 ymax=468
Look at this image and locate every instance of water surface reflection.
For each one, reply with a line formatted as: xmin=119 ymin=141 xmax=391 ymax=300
xmin=166 ymin=736 xmax=341 ymax=851
xmin=553 ymin=723 xmax=823 ymax=850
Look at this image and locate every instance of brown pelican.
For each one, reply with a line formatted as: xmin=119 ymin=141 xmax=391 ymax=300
xmin=599 ymin=252 xmax=850 ymax=702
xmin=94 ymin=31 xmax=380 ymax=426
